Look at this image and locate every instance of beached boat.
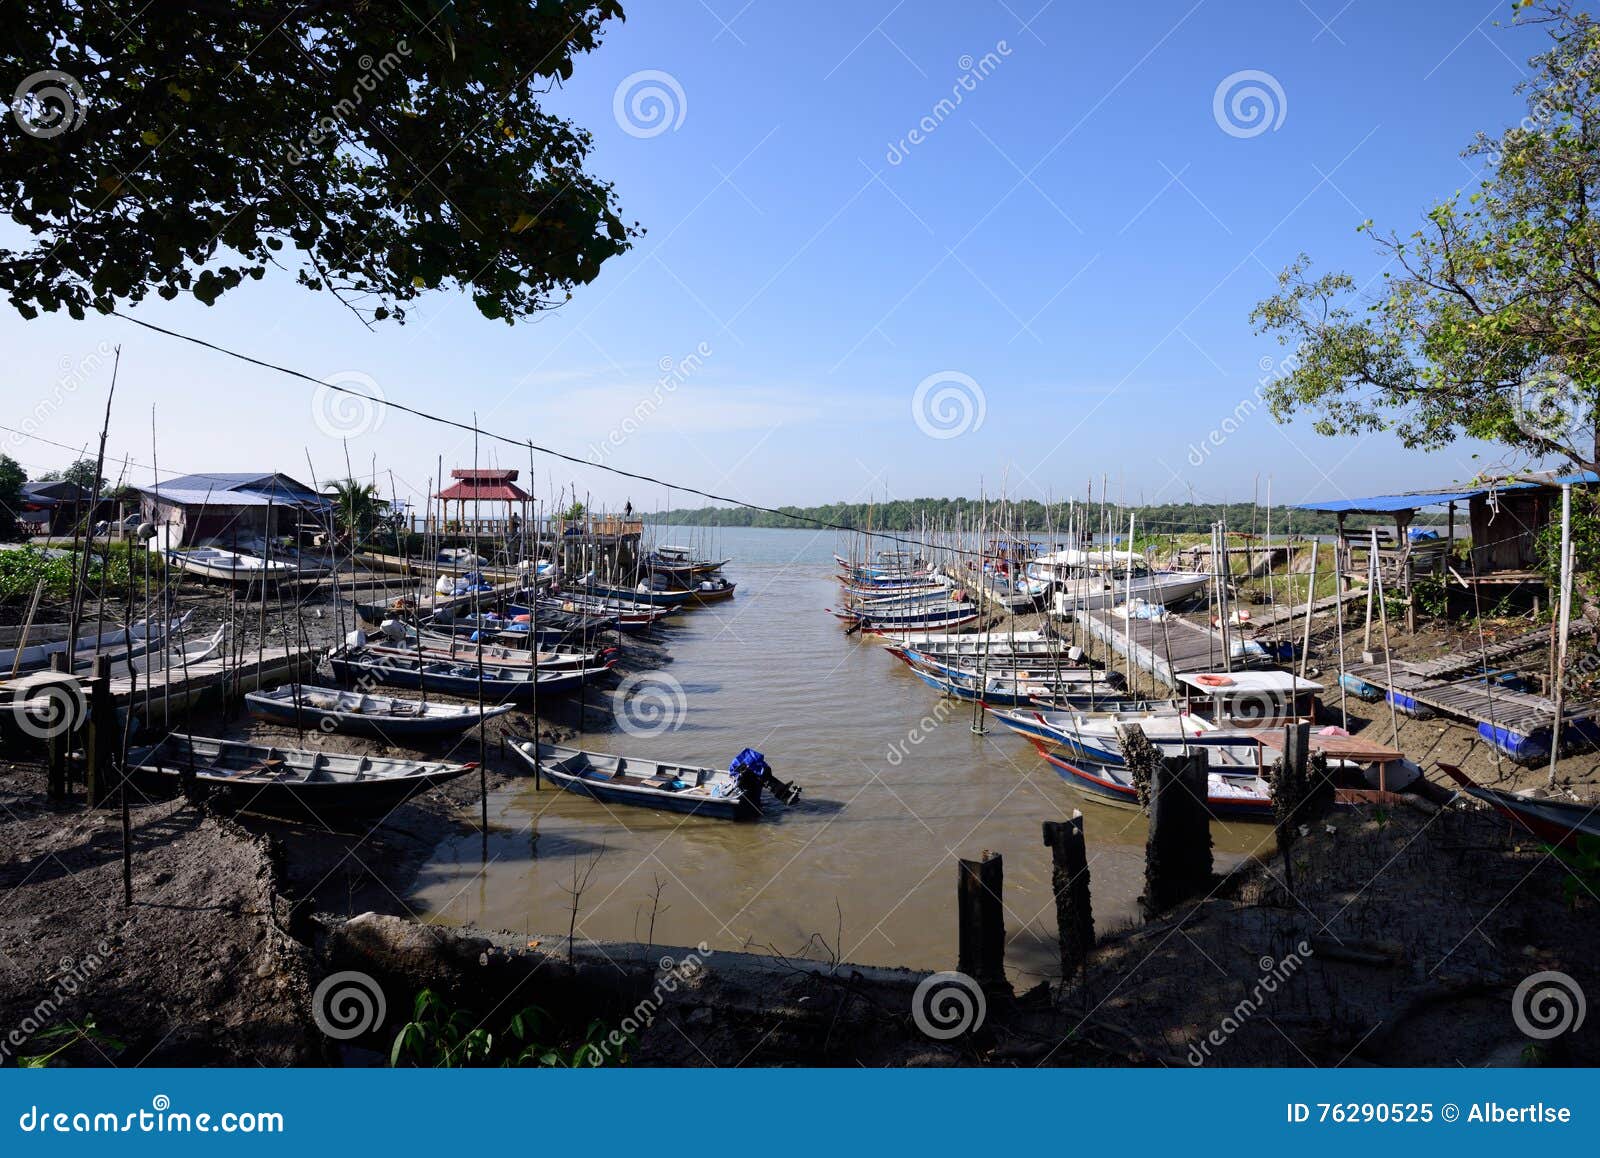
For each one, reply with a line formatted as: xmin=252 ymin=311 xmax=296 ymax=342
xmin=125 ymin=733 xmax=476 ymax=815
xmin=246 ymin=684 xmax=513 ymax=738
xmin=1 ymin=612 xmax=195 ymax=676
xmin=1029 ymin=738 xmax=1275 ymax=821
xmin=1026 ymin=548 xmax=1212 ymax=614
xmin=162 ymin=545 xmax=296 ymax=585
xmin=507 ymin=738 xmax=799 ymax=820
xmin=328 ymin=648 xmax=612 ymax=701
xmin=362 ymin=635 xmax=620 ymax=672
xmin=94 ymin=625 xmax=227 ymax=677
xmin=1437 ymin=763 xmax=1600 ymax=846
xmin=887 ymin=646 xmax=1130 ymax=707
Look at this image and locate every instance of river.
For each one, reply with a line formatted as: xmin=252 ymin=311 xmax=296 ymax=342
xmin=408 ymin=525 xmax=1275 ymax=984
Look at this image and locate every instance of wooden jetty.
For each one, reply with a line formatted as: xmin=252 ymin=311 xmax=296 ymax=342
xmin=1341 ymin=657 xmax=1600 ymax=763
xmin=110 ymin=646 xmax=318 ymax=725
xmin=1242 ymin=586 xmax=1365 ymax=631
xmin=1402 ymin=623 xmax=1590 ymax=681
xmin=1074 ymin=606 xmax=1271 ymax=688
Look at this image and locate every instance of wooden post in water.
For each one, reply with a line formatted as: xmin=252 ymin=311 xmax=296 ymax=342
xmin=1141 ymin=750 xmax=1212 ymax=917
xmin=83 ymin=655 xmax=113 ymax=808
xmin=1042 ymin=813 xmax=1093 ymax=988
xmin=956 ymin=851 xmax=1009 ymax=993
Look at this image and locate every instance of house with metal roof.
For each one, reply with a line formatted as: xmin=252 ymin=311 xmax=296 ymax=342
xmin=135 ymin=472 xmax=333 ymax=546
xmin=1297 ymin=470 xmax=1598 ymax=621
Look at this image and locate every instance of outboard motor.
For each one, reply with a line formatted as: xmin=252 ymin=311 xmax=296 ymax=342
xmin=379 ymin=617 xmax=407 ymax=642
xmin=729 ymin=748 xmax=801 ymax=809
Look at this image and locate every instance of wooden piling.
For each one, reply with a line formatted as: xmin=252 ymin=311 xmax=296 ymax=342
xmin=46 ymin=652 xmax=71 ymax=801
xmin=83 ymin=655 xmax=113 ymax=808
xmin=956 ymin=851 xmax=1009 ymax=992
xmin=1142 ymin=751 xmax=1213 ymax=916
xmin=1042 ymin=813 xmax=1094 ymax=984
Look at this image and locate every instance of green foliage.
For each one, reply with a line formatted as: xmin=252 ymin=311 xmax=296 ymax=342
xmin=0 ymin=542 xmax=156 ymax=603
xmin=326 ymin=479 xmax=380 ymax=542
xmin=34 ymin=458 xmax=107 ymax=492
xmin=389 ymin=988 xmax=626 ymax=1068
xmin=0 ymin=453 xmax=25 ymax=540
xmin=1536 ymin=489 xmax=1600 ymax=586
xmin=1550 ymin=834 xmax=1600 ymax=907
xmin=1252 ymin=1 xmax=1600 ymax=471
xmin=19 ymin=1016 xmax=126 ymax=1067
xmin=647 ymin=499 xmax=1441 ymax=535
xmin=0 ymin=2 xmax=637 ymax=325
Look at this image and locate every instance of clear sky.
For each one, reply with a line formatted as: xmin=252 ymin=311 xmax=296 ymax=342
xmin=2 ymin=0 xmax=1554 ymax=516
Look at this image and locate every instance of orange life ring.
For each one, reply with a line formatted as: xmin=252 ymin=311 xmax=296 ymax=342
xmin=1194 ymin=673 xmax=1235 ymax=688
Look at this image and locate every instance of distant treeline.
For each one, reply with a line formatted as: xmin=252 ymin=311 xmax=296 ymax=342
xmin=645 ymin=500 xmax=1446 ymax=536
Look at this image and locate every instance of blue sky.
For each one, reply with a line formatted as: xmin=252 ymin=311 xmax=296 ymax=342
xmin=2 ymin=0 xmax=1553 ymax=515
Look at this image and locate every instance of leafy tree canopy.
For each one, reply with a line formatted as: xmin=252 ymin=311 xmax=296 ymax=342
xmin=1252 ymin=1 xmax=1600 ymax=472
xmin=1 ymin=2 xmax=638 ymax=325
xmin=0 ymin=453 xmax=25 ymax=540
xmin=33 ymin=457 xmax=106 ymax=491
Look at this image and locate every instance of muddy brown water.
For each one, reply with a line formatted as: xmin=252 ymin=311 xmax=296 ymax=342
xmin=407 ymin=527 xmax=1275 ymax=983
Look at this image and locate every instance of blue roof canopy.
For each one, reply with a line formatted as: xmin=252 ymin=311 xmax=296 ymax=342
xmin=1299 ymin=472 xmax=1599 ymax=515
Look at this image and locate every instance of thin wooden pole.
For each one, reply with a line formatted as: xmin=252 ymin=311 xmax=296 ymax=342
xmin=1549 ymin=483 xmax=1574 ymax=787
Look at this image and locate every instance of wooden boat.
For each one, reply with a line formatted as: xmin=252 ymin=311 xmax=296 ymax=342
xmin=1029 ymin=739 xmax=1275 ymax=821
xmin=328 ymin=648 xmax=611 ymax=702
xmin=125 ymin=733 xmax=476 ymax=815
xmin=362 ymin=636 xmax=619 ymax=672
xmin=578 ymin=579 xmax=699 ymax=608
xmin=246 ymin=684 xmax=513 ymax=738
xmin=888 ymin=647 xmax=1131 ymax=708
xmin=1 ymin=612 xmax=194 ymax=675
xmin=685 ymin=576 xmax=736 ymax=604
xmin=833 ymin=601 xmax=979 ymax=632
xmin=507 ymin=738 xmax=799 ymax=820
xmin=92 ymin=625 xmax=227 ymax=677
xmin=163 ymin=546 xmax=295 ymax=585
xmin=1437 ymin=763 xmax=1600 ymax=846
xmin=644 ymin=546 xmax=731 ymax=577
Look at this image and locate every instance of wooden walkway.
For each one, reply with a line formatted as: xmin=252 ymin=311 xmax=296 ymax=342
xmin=109 ymin=646 xmax=318 ymax=725
xmin=1243 ymin=586 xmax=1365 ymax=630
xmin=1402 ymin=624 xmax=1589 ymax=680
xmin=1341 ymin=660 xmax=1600 ymax=757
xmin=1075 ymin=607 xmax=1271 ymax=688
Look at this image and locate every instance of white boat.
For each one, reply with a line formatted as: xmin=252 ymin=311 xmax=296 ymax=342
xmin=1027 ymin=548 xmax=1213 ymax=615
xmin=0 ymin=612 xmax=194 ymax=675
xmin=162 ymin=545 xmax=296 ymax=584
xmin=92 ymin=625 xmax=226 ymax=676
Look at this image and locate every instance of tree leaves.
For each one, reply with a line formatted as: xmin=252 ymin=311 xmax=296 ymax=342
xmin=0 ymin=2 xmax=638 ymax=325
xmin=1252 ymin=0 xmax=1600 ymax=471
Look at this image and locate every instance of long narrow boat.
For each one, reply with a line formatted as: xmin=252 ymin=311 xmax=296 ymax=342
xmin=889 ymin=648 xmax=1136 ymax=708
xmin=1437 ymin=763 xmax=1600 ymax=846
xmin=163 ymin=546 xmax=296 ymax=585
xmin=126 ymin=733 xmax=476 ymax=815
xmin=328 ymin=648 xmax=613 ymax=702
xmin=506 ymin=738 xmax=799 ymax=820
xmin=1 ymin=612 xmax=194 ymax=676
xmin=246 ymin=684 xmax=514 ymax=738
xmin=362 ymin=637 xmax=620 ymax=672
xmin=94 ymin=625 xmax=227 ymax=677
xmin=578 ymin=580 xmax=699 ymax=608
xmin=1028 ymin=738 xmax=1275 ymax=821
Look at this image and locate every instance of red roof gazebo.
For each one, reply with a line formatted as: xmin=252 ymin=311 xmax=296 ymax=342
xmin=434 ymin=469 xmax=531 ymax=535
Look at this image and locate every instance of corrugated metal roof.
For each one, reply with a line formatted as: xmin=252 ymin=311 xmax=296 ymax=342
xmin=138 ymin=470 xmax=330 ymax=511
xmin=1298 ymin=471 xmax=1599 ymax=514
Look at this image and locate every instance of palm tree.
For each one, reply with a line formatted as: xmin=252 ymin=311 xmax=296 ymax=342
xmin=326 ymin=479 xmax=379 ymax=544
